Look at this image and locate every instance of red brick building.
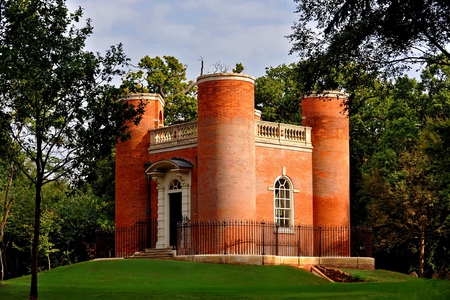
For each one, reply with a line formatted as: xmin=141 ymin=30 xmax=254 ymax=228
xmin=115 ymin=73 xmax=350 ymax=253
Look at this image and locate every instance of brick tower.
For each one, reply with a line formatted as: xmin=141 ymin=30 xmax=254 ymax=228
xmin=301 ymin=92 xmax=350 ymax=227
xmin=115 ymin=93 xmax=164 ymax=228
xmin=196 ymin=73 xmax=256 ymax=220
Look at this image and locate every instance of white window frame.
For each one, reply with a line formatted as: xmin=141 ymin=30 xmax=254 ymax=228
xmin=274 ymin=176 xmax=294 ymax=228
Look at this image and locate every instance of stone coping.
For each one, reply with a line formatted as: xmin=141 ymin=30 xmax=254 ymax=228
xmin=303 ymin=90 xmax=349 ymax=99
xmin=173 ymin=254 xmax=374 ymax=271
xmin=197 ymin=72 xmax=255 ymax=85
xmin=120 ymin=93 xmax=165 ymax=107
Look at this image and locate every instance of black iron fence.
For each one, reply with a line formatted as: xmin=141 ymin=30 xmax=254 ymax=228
xmin=177 ymin=220 xmax=372 ymax=257
xmin=95 ymin=219 xmax=371 ymax=258
xmin=96 ymin=219 xmax=158 ymax=258
xmin=350 ymin=226 xmax=373 ymax=257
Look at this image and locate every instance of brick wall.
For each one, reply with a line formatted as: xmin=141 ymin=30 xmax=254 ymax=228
xmin=115 ymin=94 xmax=163 ymax=227
xmin=302 ymin=93 xmax=350 ymax=227
xmin=197 ymin=74 xmax=256 ymax=220
xmin=255 ymin=147 xmax=313 ymax=224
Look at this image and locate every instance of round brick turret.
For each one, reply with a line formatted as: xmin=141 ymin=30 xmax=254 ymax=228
xmin=115 ymin=93 xmax=164 ymax=228
xmin=302 ymin=92 xmax=350 ymax=227
xmin=197 ymin=73 xmax=256 ymax=220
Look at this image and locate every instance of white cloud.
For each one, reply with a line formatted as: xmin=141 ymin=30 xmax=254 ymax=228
xmin=66 ymin=0 xmax=299 ymax=80
xmin=180 ymin=0 xmax=292 ymax=22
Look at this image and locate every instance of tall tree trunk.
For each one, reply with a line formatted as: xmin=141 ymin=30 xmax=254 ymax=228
xmin=29 ymin=180 xmax=42 ymax=300
xmin=419 ymin=231 xmax=425 ymax=278
xmin=30 ymin=132 xmax=43 ymax=300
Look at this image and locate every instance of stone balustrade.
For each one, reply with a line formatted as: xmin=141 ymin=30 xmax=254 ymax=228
xmin=255 ymin=120 xmax=312 ymax=148
xmin=149 ymin=120 xmax=312 ymax=153
xmin=149 ymin=122 xmax=198 ymax=152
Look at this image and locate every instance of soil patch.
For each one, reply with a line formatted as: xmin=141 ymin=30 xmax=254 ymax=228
xmin=315 ymin=265 xmax=364 ymax=282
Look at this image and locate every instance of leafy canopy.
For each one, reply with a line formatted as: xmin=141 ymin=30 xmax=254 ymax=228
xmin=122 ymin=55 xmax=197 ymax=125
xmin=255 ymin=63 xmax=303 ymax=124
xmin=0 ymin=0 xmax=143 ymax=298
xmin=288 ymin=0 xmax=450 ymax=91
xmin=349 ymin=61 xmax=450 ymax=276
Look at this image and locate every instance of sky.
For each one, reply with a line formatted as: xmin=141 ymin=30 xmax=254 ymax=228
xmin=66 ymin=0 xmax=300 ymax=82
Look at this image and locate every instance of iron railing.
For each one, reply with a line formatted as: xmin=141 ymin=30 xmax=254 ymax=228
xmin=177 ymin=220 xmax=372 ymax=257
xmin=96 ymin=219 xmax=158 ymax=258
xmin=96 ymin=219 xmax=372 ymax=258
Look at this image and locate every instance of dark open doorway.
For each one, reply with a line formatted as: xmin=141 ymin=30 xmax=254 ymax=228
xmin=169 ymin=192 xmax=182 ymax=247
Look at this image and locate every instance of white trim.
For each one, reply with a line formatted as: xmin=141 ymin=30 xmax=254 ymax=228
xmin=148 ymin=144 xmax=198 ymax=154
xmin=121 ymin=93 xmax=165 ymax=107
xmin=150 ymin=140 xmax=314 ymax=154
xmin=197 ymin=73 xmax=255 ymax=85
xmin=256 ymin=142 xmax=313 ymax=152
xmin=154 ymin=171 xmax=191 ymax=249
xmin=303 ymin=90 xmax=349 ymax=99
xmin=273 ymin=175 xmax=295 ymax=227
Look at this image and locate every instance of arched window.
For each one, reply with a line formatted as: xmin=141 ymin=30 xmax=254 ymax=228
xmin=274 ymin=177 xmax=292 ymax=227
xmin=168 ymin=178 xmax=182 ymax=190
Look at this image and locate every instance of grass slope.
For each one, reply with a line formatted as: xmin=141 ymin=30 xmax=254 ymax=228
xmin=1 ymin=259 xmax=450 ymax=299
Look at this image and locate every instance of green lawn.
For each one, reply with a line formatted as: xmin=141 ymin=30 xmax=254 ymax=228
xmin=1 ymin=259 xmax=450 ymax=299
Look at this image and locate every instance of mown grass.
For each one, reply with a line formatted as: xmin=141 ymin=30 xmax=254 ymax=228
xmin=1 ymin=259 xmax=450 ymax=299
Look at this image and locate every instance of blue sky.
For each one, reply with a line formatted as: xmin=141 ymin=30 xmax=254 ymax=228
xmin=66 ymin=0 xmax=299 ymax=82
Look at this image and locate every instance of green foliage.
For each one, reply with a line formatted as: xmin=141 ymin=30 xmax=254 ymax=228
xmin=1 ymin=0 xmax=142 ymax=183
xmin=421 ymin=119 xmax=450 ymax=190
xmin=232 ymin=63 xmax=244 ymax=74
xmin=0 ymin=0 xmax=143 ymax=295
xmin=76 ymin=150 xmax=116 ymax=228
xmin=255 ymin=63 xmax=302 ymax=124
xmin=288 ymin=0 xmax=450 ymax=91
xmin=349 ymin=61 xmax=450 ymax=276
xmin=365 ymin=148 xmax=449 ymax=275
xmin=2 ymin=172 xmax=113 ymax=279
xmin=122 ymin=55 xmax=198 ymax=125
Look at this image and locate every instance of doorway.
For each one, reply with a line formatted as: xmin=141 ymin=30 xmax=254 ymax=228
xmin=169 ymin=192 xmax=182 ymax=247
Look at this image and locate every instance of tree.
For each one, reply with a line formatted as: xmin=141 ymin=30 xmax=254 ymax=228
xmin=288 ymin=0 xmax=450 ymax=91
xmin=419 ymin=118 xmax=450 ymax=274
xmin=0 ymin=154 xmax=43 ymax=280
xmin=0 ymin=136 xmax=20 ymax=282
xmin=0 ymin=159 xmax=13 ymax=282
xmin=1 ymin=168 xmax=116 ymax=280
xmin=254 ymin=63 xmax=303 ymax=124
xmin=349 ymin=62 xmax=450 ymax=276
xmin=122 ymin=55 xmax=197 ymax=125
xmin=364 ymin=146 xmax=449 ymax=277
xmin=0 ymin=1 xmax=143 ymax=298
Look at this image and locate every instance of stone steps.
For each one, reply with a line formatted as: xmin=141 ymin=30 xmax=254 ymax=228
xmin=126 ymin=248 xmax=175 ymax=260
